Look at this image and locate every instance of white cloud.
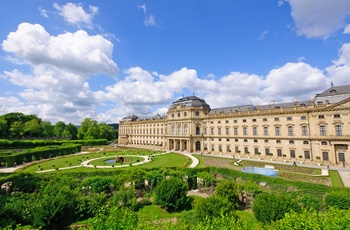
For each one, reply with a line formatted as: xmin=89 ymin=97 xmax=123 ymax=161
xmin=344 ymin=24 xmax=350 ymax=34
xmin=257 ymin=30 xmax=268 ymax=41
xmin=287 ymin=0 xmax=350 ymax=38
xmin=138 ymin=3 xmax=160 ymax=27
xmin=53 ymin=2 xmax=98 ymax=29
xmin=326 ymin=43 xmax=350 ymax=85
xmin=39 ymin=7 xmax=48 ymax=18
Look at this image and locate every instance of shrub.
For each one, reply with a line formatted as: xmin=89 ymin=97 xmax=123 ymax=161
xmin=325 ymin=191 xmax=350 ymax=209
xmin=154 ymin=177 xmax=188 ymax=211
xmin=215 ymin=180 xmax=240 ymax=209
xmin=194 ymin=196 xmax=237 ymax=220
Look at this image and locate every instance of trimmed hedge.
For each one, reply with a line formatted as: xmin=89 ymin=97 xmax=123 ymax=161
xmin=0 ymin=139 xmax=108 ymax=149
xmin=0 ymin=144 xmax=82 ymax=167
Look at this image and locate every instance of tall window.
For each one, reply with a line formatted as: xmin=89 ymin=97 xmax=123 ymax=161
xmin=288 ymin=126 xmax=294 ymax=136
xmin=254 ymin=148 xmax=259 ymax=155
xmin=211 ymin=127 xmax=214 ymax=135
xmin=275 ymin=126 xmax=281 ymax=136
xmin=302 ymin=126 xmax=308 ymax=136
xmin=277 ymin=149 xmax=282 ymax=157
xmin=322 ymin=152 xmax=329 ymax=161
xmin=234 ymin=128 xmax=238 ymax=135
xmin=184 ymin=125 xmax=188 ymax=135
xmin=263 ymin=127 xmax=269 ymax=136
xmin=204 ymin=127 xmax=207 ymax=135
xmin=290 ymin=149 xmax=296 ymax=158
xmin=335 ymin=125 xmax=342 ymax=136
xmin=320 ymin=126 xmax=326 ymax=136
xmin=226 ymin=127 xmax=229 ymax=135
xmin=218 ymin=128 xmax=222 ymax=135
xmin=196 ymin=125 xmax=200 ymax=135
xmin=244 ymin=146 xmax=249 ymax=154
xmin=243 ymin=127 xmax=247 ymax=135
xmin=171 ymin=126 xmax=175 ymax=135
xmin=253 ymin=127 xmax=257 ymax=136
xmin=178 ymin=126 xmax=181 ymax=135
xmin=265 ymin=148 xmax=270 ymax=156
xmin=304 ymin=151 xmax=310 ymax=159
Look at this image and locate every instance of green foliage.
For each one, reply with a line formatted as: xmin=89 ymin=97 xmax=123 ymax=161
xmin=194 ymin=196 xmax=237 ymax=220
xmin=215 ymin=180 xmax=240 ymax=208
xmin=76 ymin=193 xmax=108 ymax=220
xmin=325 ymin=190 xmax=350 ymax=209
xmin=252 ymin=192 xmax=301 ymax=223
xmin=264 ymin=208 xmax=350 ymax=230
xmin=154 ymin=177 xmax=188 ymax=211
xmin=90 ymin=207 xmax=139 ymax=230
xmin=81 ymin=176 xmax=114 ymax=194
xmin=111 ymin=186 xmax=137 ymax=209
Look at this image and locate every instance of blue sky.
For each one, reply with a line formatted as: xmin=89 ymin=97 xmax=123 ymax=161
xmin=1 ymin=0 xmax=350 ymax=124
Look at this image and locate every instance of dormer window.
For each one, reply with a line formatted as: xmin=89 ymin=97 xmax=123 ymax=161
xmin=317 ymin=101 xmax=323 ymax=105
xmin=330 ymin=89 xmax=337 ymax=94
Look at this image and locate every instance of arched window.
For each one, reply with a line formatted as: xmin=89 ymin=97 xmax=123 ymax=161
xmin=177 ymin=126 xmax=181 ymax=135
xmin=303 ymin=141 xmax=309 ymax=144
xmin=321 ymin=141 xmax=327 ymax=145
xmin=195 ymin=141 xmax=201 ymax=151
xmin=184 ymin=125 xmax=188 ymax=135
xmin=196 ymin=125 xmax=200 ymax=135
xmin=171 ymin=126 xmax=175 ymax=135
xmin=289 ymin=140 xmax=295 ymax=144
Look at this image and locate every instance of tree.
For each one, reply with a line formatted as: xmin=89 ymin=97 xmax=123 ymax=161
xmin=98 ymin=123 xmax=116 ymax=141
xmin=154 ymin=177 xmax=188 ymax=211
xmin=9 ymin=121 xmax=24 ymax=138
xmin=54 ymin=121 xmax=66 ymax=137
xmin=194 ymin=196 xmax=237 ymax=220
xmin=23 ymin=119 xmax=42 ymax=137
xmin=78 ymin=118 xmax=98 ymax=139
xmin=41 ymin=121 xmax=54 ymax=138
xmin=252 ymin=192 xmax=301 ymax=224
xmin=65 ymin=123 xmax=78 ymax=140
xmin=215 ymin=180 xmax=240 ymax=209
xmin=0 ymin=117 xmax=8 ymax=138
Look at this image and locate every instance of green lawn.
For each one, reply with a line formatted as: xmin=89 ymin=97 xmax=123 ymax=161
xmin=139 ymin=205 xmax=180 ymax=220
xmin=88 ymin=156 xmax=145 ymax=166
xmin=329 ymin=170 xmax=344 ymax=188
xmin=136 ymin=153 xmax=190 ymax=169
xmin=236 ymin=210 xmax=259 ymax=229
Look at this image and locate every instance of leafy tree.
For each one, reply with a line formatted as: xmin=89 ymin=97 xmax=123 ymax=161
xmin=54 ymin=121 xmax=66 ymax=137
xmin=65 ymin=123 xmax=78 ymax=139
xmin=0 ymin=117 xmax=8 ymax=138
xmin=9 ymin=121 xmax=24 ymax=138
xmin=76 ymin=193 xmax=107 ymax=220
xmin=41 ymin=121 xmax=54 ymax=137
xmin=252 ymin=192 xmax=301 ymax=224
xmin=23 ymin=119 xmax=42 ymax=137
xmin=98 ymin=123 xmax=116 ymax=141
xmin=215 ymin=180 xmax=240 ymax=209
xmin=197 ymin=171 xmax=216 ymax=188
xmin=154 ymin=177 xmax=188 ymax=211
xmin=112 ymin=187 xmax=137 ymax=209
xmin=78 ymin=118 xmax=98 ymax=139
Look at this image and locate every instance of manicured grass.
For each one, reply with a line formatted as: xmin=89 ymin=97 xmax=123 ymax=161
xmin=137 ymin=153 xmax=190 ymax=169
xmin=236 ymin=210 xmax=259 ymax=229
xmin=193 ymin=155 xmax=205 ymax=168
xmin=329 ymin=170 xmax=344 ymax=188
xmin=139 ymin=205 xmax=180 ymax=220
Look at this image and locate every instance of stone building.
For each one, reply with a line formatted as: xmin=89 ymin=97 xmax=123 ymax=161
xmin=118 ymin=84 xmax=350 ymax=166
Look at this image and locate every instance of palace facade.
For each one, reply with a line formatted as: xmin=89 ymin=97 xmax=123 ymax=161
xmin=118 ymin=84 xmax=350 ymax=166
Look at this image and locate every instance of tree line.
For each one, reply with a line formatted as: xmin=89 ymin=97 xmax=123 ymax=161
xmin=0 ymin=112 xmax=117 ymax=141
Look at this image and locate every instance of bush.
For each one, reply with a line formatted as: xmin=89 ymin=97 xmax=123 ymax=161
xmin=325 ymin=191 xmax=350 ymax=209
xmin=252 ymin=192 xmax=301 ymax=223
xmin=194 ymin=196 xmax=237 ymax=220
xmin=215 ymin=180 xmax=240 ymax=209
xmin=154 ymin=177 xmax=188 ymax=211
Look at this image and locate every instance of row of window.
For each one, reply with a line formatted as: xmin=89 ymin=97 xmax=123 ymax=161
xmin=171 ymin=111 xmax=200 ymax=118
xmin=205 ymin=126 xmax=304 ymax=136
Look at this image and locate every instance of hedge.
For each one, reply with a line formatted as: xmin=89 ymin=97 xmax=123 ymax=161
xmin=0 ymin=139 xmax=108 ymax=149
xmin=0 ymin=144 xmax=82 ymax=167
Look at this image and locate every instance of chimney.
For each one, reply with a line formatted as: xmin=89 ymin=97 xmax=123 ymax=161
xmin=331 ymin=81 xmax=334 ymax=87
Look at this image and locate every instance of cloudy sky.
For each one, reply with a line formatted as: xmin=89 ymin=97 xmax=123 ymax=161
xmin=1 ymin=0 xmax=350 ymax=125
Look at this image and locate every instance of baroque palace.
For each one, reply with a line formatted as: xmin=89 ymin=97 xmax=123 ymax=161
xmin=118 ymin=83 xmax=350 ymax=166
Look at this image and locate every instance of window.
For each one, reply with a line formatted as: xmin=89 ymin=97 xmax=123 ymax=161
xmin=243 ymin=119 xmax=247 ymax=123
xmin=225 ymin=120 xmax=229 ymax=123
xmin=226 ymin=145 xmax=230 ymax=152
xmin=287 ymin=117 xmax=292 ymax=121
xmin=218 ymin=121 xmax=221 ymax=124
xmin=335 ymin=125 xmax=342 ymax=136
xmin=275 ymin=126 xmax=281 ymax=136
xmin=226 ymin=138 xmax=230 ymax=142
xmin=184 ymin=125 xmax=188 ymax=135
xmin=265 ymin=148 xmax=270 ymax=156
xmin=301 ymin=116 xmax=306 ymax=120
xmin=177 ymin=126 xmax=181 ymax=135
xmin=219 ymin=145 xmax=222 ymax=151
xmin=318 ymin=115 xmax=324 ymax=119
xmin=290 ymin=150 xmax=296 ymax=158
xmin=263 ymin=127 xmax=269 ymax=136
xmin=276 ymin=140 xmax=281 ymax=144
xmin=304 ymin=151 xmax=310 ymax=159
xmin=253 ymin=127 xmax=257 ymax=136
xmin=177 ymin=112 xmax=181 ymax=117
xmin=211 ymin=145 xmax=215 ymax=151
xmin=195 ymin=111 xmax=200 ymax=116
xmin=184 ymin=112 xmax=187 ymax=117
xmin=211 ymin=128 xmax=214 ymax=135
xmin=243 ymin=127 xmax=247 ymax=135
xmin=252 ymin=119 xmax=257 ymax=122
xmin=234 ymin=128 xmax=238 ymax=135
xmin=234 ymin=120 xmax=237 ymax=123
xmin=274 ymin=117 xmax=280 ymax=121
xmin=254 ymin=148 xmax=259 ymax=155
xmin=302 ymin=126 xmax=308 ymax=136
xmin=235 ymin=146 xmax=239 ymax=153
xmin=322 ymin=152 xmax=329 ymax=161
xmin=264 ymin=140 xmax=269 ymax=143
xmin=303 ymin=141 xmax=309 ymax=144
xmin=244 ymin=139 xmax=248 ymax=142
xmin=171 ymin=113 xmax=174 ymax=118
xmin=218 ymin=138 xmax=222 ymax=141
xmin=334 ymin=114 xmax=340 ymax=118
xmin=321 ymin=141 xmax=327 ymax=145
xmin=289 ymin=140 xmax=294 ymax=144
xmin=244 ymin=147 xmax=249 ymax=154
xmin=218 ymin=127 xmax=222 ymax=135
xmin=235 ymin=139 xmax=238 ymax=142
xmin=204 ymin=127 xmax=207 ymax=135
xmin=226 ymin=127 xmax=229 ymax=135
xmin=210 ymin=121 xmax=214 ymax=124
xmin=288 ymin=126 xmax=294 ymax=136
xmin=171 ymin=126 xmax=175 ymax=135
xmin=196 ymin=125 xmax=200 ymax=135
xmin=254 ymin=139 xmax=258 ymax=143
xmin=320 ymin=126 xmax=326 ymax=136
xmin=263 ymin=118 xmax=268 ymax=122
xmin=277 ymin=149 xmax=282 ymax=157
